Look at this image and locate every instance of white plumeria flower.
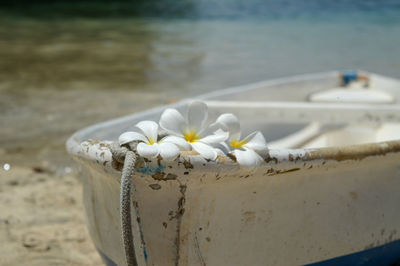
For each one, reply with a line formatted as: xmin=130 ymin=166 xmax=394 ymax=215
xmin=159 ymin=101 xmax=228 ymax=160
xmin=215 ymin=113 xmax=268 ymax=168
xmin=119 ymin=120 xmax=180 ymax=161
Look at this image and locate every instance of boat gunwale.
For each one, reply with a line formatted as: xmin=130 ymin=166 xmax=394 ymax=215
xmin=70 ymin=138 xmax=400 ymax=177
xmin=66 ymin=70 xmax=400 ymax=172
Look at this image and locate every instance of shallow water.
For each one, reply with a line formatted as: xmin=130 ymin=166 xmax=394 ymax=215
xmin=1 ymin=3 xmax=400 ymax=169
xmin=1 ymin=15 xmax=400 ymax=93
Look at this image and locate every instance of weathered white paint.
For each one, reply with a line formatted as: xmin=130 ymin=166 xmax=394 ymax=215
xmin=309 ymin=88 xmax=394 ymax=104
xmin=73 ymin=140 xmax=400 ymax=266
xmin=67 ymin=71 xmax=400 ymax=265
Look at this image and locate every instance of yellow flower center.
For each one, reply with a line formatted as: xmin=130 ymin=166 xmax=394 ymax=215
xmin=183 ymin=130 xmax=199 ymax=143
xmin=147 ymin=138 xmax=156 ymax=145
xmin=230 ymin=139 xmax=247 ymax=149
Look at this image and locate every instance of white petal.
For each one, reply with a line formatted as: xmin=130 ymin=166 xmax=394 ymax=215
xmin=191 ymin=142 xmax=218 ymax=160
xmin=203 ymin=121 xmax=221 ymax=135
xmin=234 ymin=148 xmax=265 ymax=169
xmin=137 ymin=142 xmax=159 ymax=158
xmin=135 ymin=121 xmax=158 ymax=143
xmin=160 ymin=135 xmax=191 ymax=150
xmin=243 ymin=131 xmax=268 ymax=154
xmin=187 ymin=101 xmax=208 ymax=132
xmin=159 ymin=108 xmax=186 ymax=136
xmin=210 ymin=141 xmax=231 ymax=154
xmin=159 ymin=142 xmax=180 ymax=161
xmin=199 ymin=131 xmax=229 ymax=145
xmin=214 ymin=148 xmax=226 ymax=156
xmin=220 ymin=142 xmax=231 ymax=153
xmin=215 ymin=113 xmax=241 ymax=140
xmin=119 ymin=131 xmax=147 ymax=145
xmin=198 ymin=123 xmax=220 ymax=137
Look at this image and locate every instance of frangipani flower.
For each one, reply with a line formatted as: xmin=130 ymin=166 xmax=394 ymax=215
xmin=119 ymin=120 xmax=180 ymax=161
xmin=215 ymin=113 xmax=268 ymax=168
xmin=159 ymin=101 xmax=228 ymax=160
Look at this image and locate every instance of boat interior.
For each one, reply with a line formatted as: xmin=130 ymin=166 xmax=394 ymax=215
xmin=70 ymin=71 xmax=400 ymax=151
xmin=202 ymin=71 xmax=400 ymax=149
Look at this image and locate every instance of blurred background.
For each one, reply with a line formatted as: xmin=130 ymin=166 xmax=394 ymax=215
xmin=1 ymin=0 xmax=400 ymax=265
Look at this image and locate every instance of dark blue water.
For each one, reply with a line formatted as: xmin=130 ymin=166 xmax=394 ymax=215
xmin=3 ymin=0 xmax=400 ymax=20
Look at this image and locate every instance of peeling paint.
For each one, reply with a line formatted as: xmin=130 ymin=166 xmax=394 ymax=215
xmin=174 ymin=183 xmax=187 ymax=266
xmin=74 ymin=139 xmax=400 ymax=180
xmin=183 ymin=160 xmax=194 ymax=169
xmin=265 ymin=167 xmax=301 ymax=176
xmin=267 ymin=149 xmax=309 ymax=163
xmin=151 ymin=172 xmax=178 ymax=181
xmin=137 ymin=165 xmax=166 ymax=176
xmin=242 ymin=211 xmax=256 ymax=225
xmin=349 ymin=192 xmax=358 ymax=200
xmin=149 ymin=184 xmax=162 ymax=190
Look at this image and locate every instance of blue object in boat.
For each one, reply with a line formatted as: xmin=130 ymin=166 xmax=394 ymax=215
xmin=342 ymin=71 xmax=358 ymax=85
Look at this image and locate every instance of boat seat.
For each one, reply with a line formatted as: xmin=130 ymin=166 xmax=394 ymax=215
xmin=308 ymin=87 xmax=394 ymax=104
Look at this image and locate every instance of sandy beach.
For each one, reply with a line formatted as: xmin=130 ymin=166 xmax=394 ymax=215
xmin=0 ymin=165 xmax=103 ymax=265
xmin=0 ymin=87 xmax=172 ymax=265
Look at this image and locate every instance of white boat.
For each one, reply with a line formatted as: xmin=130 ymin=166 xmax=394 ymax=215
xmin=67 ymin=71 xmax=400 ymax=266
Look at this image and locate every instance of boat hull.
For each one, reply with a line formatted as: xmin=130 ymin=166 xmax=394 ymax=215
xmin=66 ymin=71 xmax=400 ymax=265
xmin=76 ymin=143 xmax=400 ymax=266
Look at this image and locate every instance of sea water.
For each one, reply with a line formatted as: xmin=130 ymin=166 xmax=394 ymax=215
xmin=1 ymin=0 xmax=400 ymax=93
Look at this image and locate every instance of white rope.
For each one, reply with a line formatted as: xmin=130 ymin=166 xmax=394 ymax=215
xmin=120 ymin=150 xmax=138 ymax=266
xmin=111 ymin=143 xmax=139 ymax=266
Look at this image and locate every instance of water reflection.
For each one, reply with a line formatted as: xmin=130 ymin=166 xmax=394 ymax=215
xmin=1 ymin=16 xmax=400 ymax=94
xmin=0 ymin=19 xmax=212 ymax=93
